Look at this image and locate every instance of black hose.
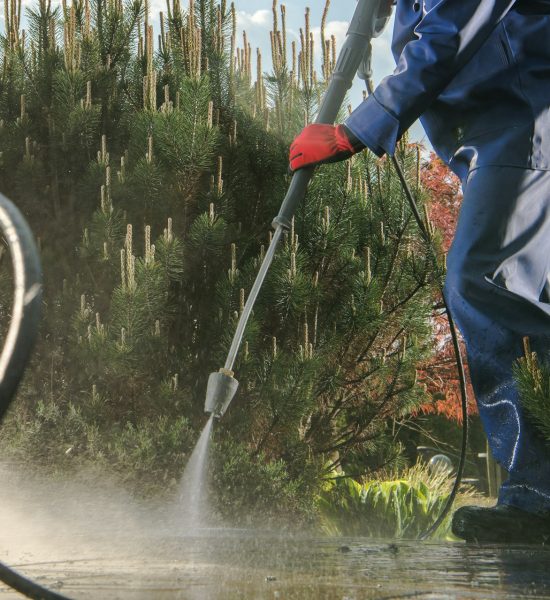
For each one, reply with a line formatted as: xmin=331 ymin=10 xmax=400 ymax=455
xmin=0 ymin=192 xmax=72 ymax=599
xmin=0 ymin=193 xmax=41 ymax=420
xmin=390 ymin=156 xmax=469 ymax=540
xmin=366 ymin=62 xmax=468 ymax=537
xmin=0 ymin=562 xmax=69 ymax=600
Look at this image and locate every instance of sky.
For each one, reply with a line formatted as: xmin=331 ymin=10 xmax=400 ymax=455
xmin=0 ymin=0 xmax=427 ymax=143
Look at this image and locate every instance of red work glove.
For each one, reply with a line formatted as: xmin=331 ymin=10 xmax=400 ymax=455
xmin=289 ymin=124 xmax=364 ymax=172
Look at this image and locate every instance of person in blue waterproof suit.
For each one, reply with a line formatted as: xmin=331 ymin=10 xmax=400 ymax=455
xmin=290 ymin=0 xmax=550 ymax=544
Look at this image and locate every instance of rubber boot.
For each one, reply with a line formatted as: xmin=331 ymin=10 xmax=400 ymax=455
xmin=452 ymin=504 xmax=550 ymax=544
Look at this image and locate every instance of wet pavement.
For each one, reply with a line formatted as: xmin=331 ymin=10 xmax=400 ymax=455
xmin=0 ymin=465 xmax=548 ymax=599
xmin=1 ymin=529 xmax=549 ymax=599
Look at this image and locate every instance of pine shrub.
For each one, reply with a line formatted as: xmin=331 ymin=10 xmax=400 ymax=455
xmin=0 ymin=0 xmax=444 ymax=518
xmin=514 ymin=339 xmax=550 ymax=443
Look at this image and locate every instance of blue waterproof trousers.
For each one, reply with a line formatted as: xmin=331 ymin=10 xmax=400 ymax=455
xmin=445 ymin=165 xmax=550 ymax=515
xmin=344 ymin=0 xmax=550 ymax=516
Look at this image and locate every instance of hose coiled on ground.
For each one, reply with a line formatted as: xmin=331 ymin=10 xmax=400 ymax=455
xmin=0 ymin=192 xmax=71 ymax=599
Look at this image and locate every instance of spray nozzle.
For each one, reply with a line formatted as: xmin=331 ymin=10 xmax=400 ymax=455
xmin=204 ymin=369 xmax=239 ymax=419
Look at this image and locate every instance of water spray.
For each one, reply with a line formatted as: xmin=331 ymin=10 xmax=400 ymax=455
xmin=204 ymin=0 xmax=384 ymax=420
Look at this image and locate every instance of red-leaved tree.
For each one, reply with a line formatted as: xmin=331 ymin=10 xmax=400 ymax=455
xmin=418 ymin=152 xmax=477 ymax=422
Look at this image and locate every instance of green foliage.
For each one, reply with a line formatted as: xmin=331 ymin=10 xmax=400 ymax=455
xmin=2 ymin=387 xmax=195 ymax=493
xmin=210 ymin=439 xmax=319 ymax=526
xmin=514 ymin=344 xmax=550 ymax=443
xmin=110 ymin=415 xmax=194 ymax=481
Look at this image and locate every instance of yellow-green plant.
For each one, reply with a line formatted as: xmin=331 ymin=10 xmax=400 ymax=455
xmin=317 ymin=461 xmax=480 ymax=540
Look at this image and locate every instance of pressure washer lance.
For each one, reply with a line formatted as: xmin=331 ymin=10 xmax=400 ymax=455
xmin=204 ymin=0 xmax=469 ymax=540
xmin=205 ymin=0 xmax=383 ymax=418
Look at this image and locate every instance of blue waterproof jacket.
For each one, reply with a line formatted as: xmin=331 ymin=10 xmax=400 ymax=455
xmin=345 ymin=0 xmax=550 ymax=180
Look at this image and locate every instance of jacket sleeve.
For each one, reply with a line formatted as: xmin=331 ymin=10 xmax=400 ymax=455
xmin=345 ymin=0 xmax=516 ymax=157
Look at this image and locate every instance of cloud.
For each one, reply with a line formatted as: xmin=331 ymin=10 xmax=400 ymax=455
xmin=371 ymin=35 xmax=397 ymax=86
xmin=311 ymin=20 xmax=349 ymax=54
xmin=236 ymin=9 xmax=271 ymax=32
